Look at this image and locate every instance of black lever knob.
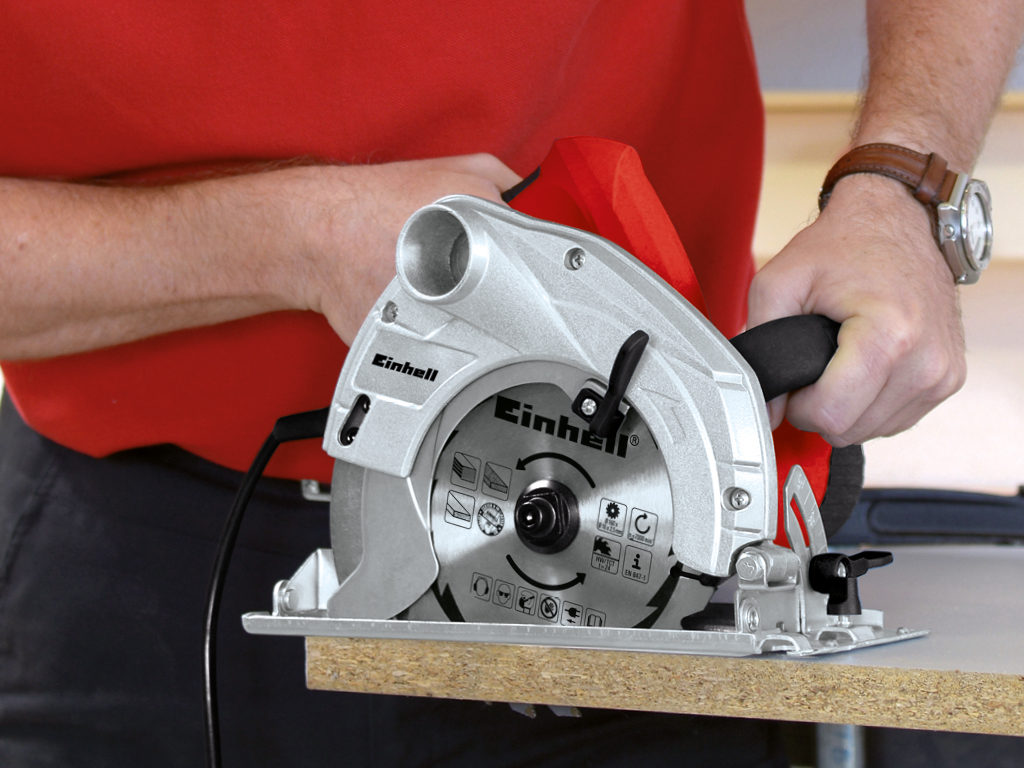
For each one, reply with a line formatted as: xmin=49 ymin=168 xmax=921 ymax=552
xmin=808 ymin=550 xmax=893 ymax=615
xmin=572 ymin=329 xmax=649 ymax=439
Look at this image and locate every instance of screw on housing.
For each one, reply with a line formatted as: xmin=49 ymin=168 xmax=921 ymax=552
xmin=727 ymin=487 xmax=751 ymax=510
xmin=564 ymin=247 xmax=586 ymax=270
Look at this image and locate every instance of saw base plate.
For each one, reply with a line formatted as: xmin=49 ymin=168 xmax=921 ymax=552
xmin=242 ymin=612 xmax=927 ymax=657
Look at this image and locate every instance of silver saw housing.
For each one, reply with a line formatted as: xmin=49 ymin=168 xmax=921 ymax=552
xmin=243 ymin=196 xmax=925 ymax=656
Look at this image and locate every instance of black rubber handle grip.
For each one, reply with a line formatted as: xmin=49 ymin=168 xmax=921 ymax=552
xmin=729 ymin=315 xmax=841 ymax=402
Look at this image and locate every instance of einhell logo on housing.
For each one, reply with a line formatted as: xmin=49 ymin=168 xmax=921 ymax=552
xmin=371 ymin=353 xmax=439 ymax=382
xmin=493 ymin=395 xmax=629 ymax=458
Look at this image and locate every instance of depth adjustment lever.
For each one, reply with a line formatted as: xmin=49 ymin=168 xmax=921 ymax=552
xmin=572 ymin=330 xmax=649 ymax=439
xmin=808 ymin=550 xmax=893 ymax=615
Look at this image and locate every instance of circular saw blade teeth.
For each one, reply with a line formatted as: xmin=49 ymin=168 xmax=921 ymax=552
xmin=409 ymin=382 xmax=713 ymax=629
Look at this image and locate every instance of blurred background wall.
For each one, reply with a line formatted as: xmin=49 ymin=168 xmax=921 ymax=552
xmin=747 ymin=0 xmax=1024 ymax=92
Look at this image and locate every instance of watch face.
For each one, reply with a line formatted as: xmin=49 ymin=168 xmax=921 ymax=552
xmin=961 ymin=181 xmax=993 ymax=271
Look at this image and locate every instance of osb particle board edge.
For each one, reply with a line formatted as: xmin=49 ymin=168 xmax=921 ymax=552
xmin=306 ymin=636 xmax=1024 ymax=736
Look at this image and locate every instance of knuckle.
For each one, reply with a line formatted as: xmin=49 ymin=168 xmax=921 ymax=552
xmin=853 ymin=342 xmax=895 ymax=390
xmin=747 ymin=272 xmax=772 ymax=307
xmin=932 ymin=366 xmax=966 ymax=404
xmin=824 ymin=413 xmax=856 ymax=438
xmin=917 ymin=345 xmax=966 ymax=402
xmin=747 ymin=269 xmax=788 ymax=323
xmin=916 ymin=347 xmax=952 ymax=392
xmin=880 ymin=424 xmax=906 ymax=439
xmin=857 ymin=312 xmax=923 ymax=379
xmin=814 ymin=401 xmax=857 ymax=437
xmin=952 ymin=359 xmax=968 ymax=392
xmin=877 ymin=317 xmax=919 ymax=362
xmin=825 ymin=433 xmax=852 ymax=449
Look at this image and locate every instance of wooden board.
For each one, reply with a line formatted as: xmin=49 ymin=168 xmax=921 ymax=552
xmin=306 ymin=546 xmax=1024 ymax=734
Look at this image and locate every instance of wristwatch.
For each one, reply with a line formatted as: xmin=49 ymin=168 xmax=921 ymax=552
xmin=819 ymin=143 xmax=993 ymax=284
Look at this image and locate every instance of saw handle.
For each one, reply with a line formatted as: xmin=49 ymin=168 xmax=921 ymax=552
xmin=729 ymin=315 xmax=841 ymax=402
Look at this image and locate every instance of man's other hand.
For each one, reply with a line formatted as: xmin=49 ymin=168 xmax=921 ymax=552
xmin=747 ymin=173 xmax=966 ymax=447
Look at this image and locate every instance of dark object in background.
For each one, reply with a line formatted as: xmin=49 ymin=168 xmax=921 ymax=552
xmin=780 ymin=723 xmax=1024 ymax=768
xmin=866 ymin=728 xmax=1024 ymax=768
xmin=830 ymin=487 xmax=1024 ymax=546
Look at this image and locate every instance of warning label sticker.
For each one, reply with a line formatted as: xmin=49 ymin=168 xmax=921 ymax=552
xmin=515 ymin=586 xmax=537 ymax=616
xmin=584 ymin=608 xmax=606 ymax=627
xmin=444 ymin=490 xmax=475 ymax=529
xmin=627 ymin=508 xmax=658 ymax=548
xmin=622 ymin=545 xmax=652 ymax=584
xmin=591 ymin=536 xmax=621 ymax=574
xmin=560 ymin=602 xmax=584 ymax=626
xmin=476 ymin=503 xmax=505 ymax=536
xmin=493 ymin=580 xmax=514 ymax=609
xmin=596 ymin=498 xmax=626 ymax=536
xmin=538 ymin=594 xmax=560 ymax=622
xmin=471 ymin=573 xmax=493 ymax=601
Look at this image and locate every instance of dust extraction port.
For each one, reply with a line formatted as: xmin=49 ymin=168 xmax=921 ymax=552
xmin=397 ymin=208 xmax=478 ymax=302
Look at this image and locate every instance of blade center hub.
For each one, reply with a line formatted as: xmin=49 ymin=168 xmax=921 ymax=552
xmin=514 ymin=480 xmax=580 ymax=554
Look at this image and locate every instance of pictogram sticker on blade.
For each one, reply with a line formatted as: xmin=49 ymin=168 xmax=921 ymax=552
xmin=444 ymin=490 xmax=475 ymax=529
xmin=482 ymin=462 xmax=512 ymax=500
xmin=628 ymin=508 xmax=658 ymax=547
xmin=451 ymin=453 xmax=481 ymax=490
xmin=591 ymin=536 xmax=621 ymax=574
xmin=597 ymin=498 xmax=626 ymax=537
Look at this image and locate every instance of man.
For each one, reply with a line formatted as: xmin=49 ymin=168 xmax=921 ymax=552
xmin=0 ymin=1 xmax=1021 ymax=766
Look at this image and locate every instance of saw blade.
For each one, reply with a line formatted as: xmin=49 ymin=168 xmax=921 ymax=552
xmin=406 ymin=382 xmax=710 ymax=629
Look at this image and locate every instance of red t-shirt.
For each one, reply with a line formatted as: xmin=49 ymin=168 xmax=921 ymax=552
xmin=0 ymin=0 xmax=764 ymax=481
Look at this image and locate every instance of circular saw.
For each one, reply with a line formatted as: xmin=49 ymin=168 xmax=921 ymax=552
xmin=244 ymin=190 xmax=924 ymax=656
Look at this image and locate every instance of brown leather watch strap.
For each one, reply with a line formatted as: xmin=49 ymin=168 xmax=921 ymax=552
xmin=818 ymin=143 xmax=959 ymax=211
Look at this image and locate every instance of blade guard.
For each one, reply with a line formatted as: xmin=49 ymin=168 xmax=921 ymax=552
xmin=323 ymin=194 xmax=776 ymax=618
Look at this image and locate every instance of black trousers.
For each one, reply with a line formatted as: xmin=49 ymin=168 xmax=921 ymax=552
xmin=0 ymin=397 xmax=788 ymax=768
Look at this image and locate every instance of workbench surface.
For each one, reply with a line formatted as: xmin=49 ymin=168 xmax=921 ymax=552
xmin=305 ymin=545 xmax=1024 ymax=734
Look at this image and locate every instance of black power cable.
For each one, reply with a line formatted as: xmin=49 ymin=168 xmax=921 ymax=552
xmin=203 ymin=407 xmax=331 ymax=768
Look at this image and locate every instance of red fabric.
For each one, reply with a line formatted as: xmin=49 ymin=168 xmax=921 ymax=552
xmin=2 ymin=313 xmax=344 ymax=481
xmin=0 ymin=1 xmax=764 ymax=480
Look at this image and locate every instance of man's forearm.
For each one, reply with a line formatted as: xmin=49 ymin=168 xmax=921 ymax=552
xmin=855 ymin=0 xmax=1024 ymax=167
xmin=0 ymin=173 xmax=305 ymax=360
xmin=0 ymin=155 xmax=519 ymax=361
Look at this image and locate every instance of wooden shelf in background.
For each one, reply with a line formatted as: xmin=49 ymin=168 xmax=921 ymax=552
xmin=763 ymin=91 xmax=1024 ymax=113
